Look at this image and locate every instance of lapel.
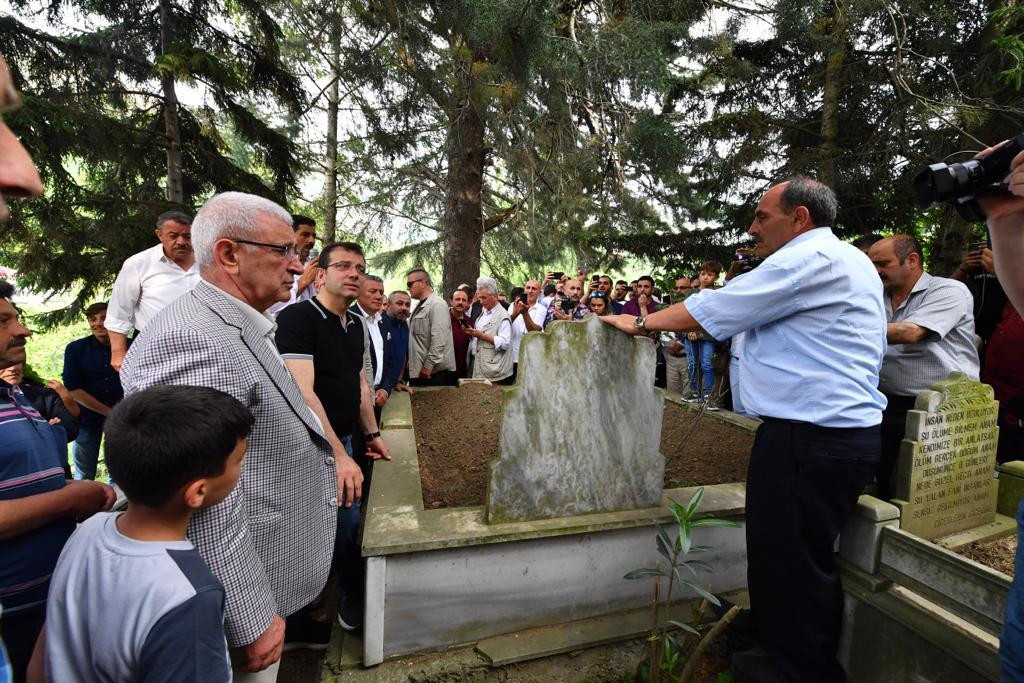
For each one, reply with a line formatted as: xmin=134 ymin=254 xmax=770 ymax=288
xmin=350 ymin=303 xmax=378 ymax=373
xmin=192 ymin=282 xmax=325 ymax=439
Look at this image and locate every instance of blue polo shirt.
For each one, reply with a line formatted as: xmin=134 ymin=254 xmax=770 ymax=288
xmin=0 ymin=381 xmax=74 ymax=615
xmin=62 ymin=335 xmax=124 ymax=426
xmin=685 ymin=228 xmax=887 ymax=428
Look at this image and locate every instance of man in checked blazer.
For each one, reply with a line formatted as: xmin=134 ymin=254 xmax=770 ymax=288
xmin=120 ymin=192 xmax=337 ymax=681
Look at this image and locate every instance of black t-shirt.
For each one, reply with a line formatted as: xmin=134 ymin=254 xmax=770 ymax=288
xmin=275 ymin=298 xmax=365 ymax=439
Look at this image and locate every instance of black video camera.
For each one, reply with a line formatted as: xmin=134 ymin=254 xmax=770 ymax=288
xmin=914 ymin=133 xmax=1024 ymax=221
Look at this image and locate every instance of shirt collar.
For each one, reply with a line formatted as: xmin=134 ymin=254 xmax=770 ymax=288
xmin=909 ymin=271 xmax=932 ymax=295
xmin=777 ymin=226 xmax=834 ymax=253
xmin=205 ymin=281 xmax=277 ymax=338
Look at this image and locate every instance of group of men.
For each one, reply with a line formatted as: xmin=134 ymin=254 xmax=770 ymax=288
xmin=6 ymin=43 xmax=1024 ymax=682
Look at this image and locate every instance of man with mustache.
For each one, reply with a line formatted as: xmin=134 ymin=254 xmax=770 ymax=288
xmin=105 ymin=210 xmax=199 ymax=371
xmin=0 ymin=55 xmax=117 ymax=680
xmin=603 ymin=177 xmax=886 ymax=683
xmin=868 ymin=234 xmax=979 ymax=500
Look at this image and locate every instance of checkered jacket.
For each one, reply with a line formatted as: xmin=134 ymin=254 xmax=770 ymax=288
xmin=120 ymin=280 xmax=337 ymax=647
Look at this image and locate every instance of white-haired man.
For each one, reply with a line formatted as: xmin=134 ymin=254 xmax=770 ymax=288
xmin=465 ymin=276 xmax=514 ymax=384
xmin=121 ymin=192 xmax=338 ymax=681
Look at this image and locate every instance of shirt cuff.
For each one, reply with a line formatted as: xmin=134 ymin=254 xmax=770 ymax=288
xmin=103 ymin=318 xmax=134 ymax=334
xmin=683 ymin=296 xmax=726 ymax=341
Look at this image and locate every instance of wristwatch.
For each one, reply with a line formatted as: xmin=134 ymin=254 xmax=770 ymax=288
xmin=633 ymin=316 xmax=647 ymax=331
xmin=364 ymin=431 xmax=381 ymax=441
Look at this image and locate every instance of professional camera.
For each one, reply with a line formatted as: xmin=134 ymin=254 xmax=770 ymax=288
xmin=914 ymin=133 xmax=1024 ymax=221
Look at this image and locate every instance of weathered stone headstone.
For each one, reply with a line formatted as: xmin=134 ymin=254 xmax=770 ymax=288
xmin=893 ymin=372 xmax=1000 ymax=540
xmin=486 ymin=314 xmax=664 ymax=523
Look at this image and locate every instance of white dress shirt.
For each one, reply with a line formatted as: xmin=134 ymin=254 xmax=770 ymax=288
xmin=511 ymin=300 xmax=549 ymax=361
xmin=367 ymin=311 xmax=384 ymax=387
xmin=471 ymin=303 xmax=511 ymax=355
xmin=105 ymin=244 xmax=199 ymax=335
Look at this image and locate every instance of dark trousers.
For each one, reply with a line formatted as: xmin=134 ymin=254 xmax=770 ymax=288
xmin=408 ymin=369 xmax=455 ymax=387
xmin=746 ymin=419 xmax=880 ymax=682
xmin=877 ymin=394 xmax=916 ymax=500
xmin=1 ymin=603 xmax=46 ymax=683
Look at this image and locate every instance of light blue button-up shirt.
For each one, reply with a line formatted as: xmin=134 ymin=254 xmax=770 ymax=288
xmin=686 ymin=227 xmax=887 ymax=428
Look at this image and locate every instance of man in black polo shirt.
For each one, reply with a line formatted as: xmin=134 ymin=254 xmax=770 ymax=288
xmin=275 ymin=240 xmax=390 ymax=636
xmin=61 ymin=302 xmax=125 ymax=480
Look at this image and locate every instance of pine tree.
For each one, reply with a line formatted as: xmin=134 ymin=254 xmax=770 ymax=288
xmin=0 ymin=0 xmax=304 ymax=323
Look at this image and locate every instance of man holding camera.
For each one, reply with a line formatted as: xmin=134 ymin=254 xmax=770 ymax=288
xmin=542 ymin=278 xmax=589 ymax=328
xmin=603 ymin=177 xmax=886 ymax=683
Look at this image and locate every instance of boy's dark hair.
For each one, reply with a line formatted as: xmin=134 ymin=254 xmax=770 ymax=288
xmin=292 ymin=214 xmax=316 ymax=230
xmin=542 ymin=283 xmax=557 ymax=297
xmin=616 ymin=280 xmax=627 ymax=286
xmin=105 ymin=385 xmax=254 ymax=508
xmin=700 ymin=260 xmax=723 ymax=275
xmin=637 ymin=275 xmax=655 ymax=286
xmin=0 ymin=280 xmax=13 ymax=300
xmin=84 ymin=302 xmax=108 ymax=318
xmin=318 ymin=241 xmax=364 ymax=268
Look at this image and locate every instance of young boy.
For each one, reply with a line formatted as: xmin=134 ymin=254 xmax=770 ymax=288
xmin=683 ymin=260 xmax=723 ymax=409
xmin=34 ymin=385 xmax=252 ymax=682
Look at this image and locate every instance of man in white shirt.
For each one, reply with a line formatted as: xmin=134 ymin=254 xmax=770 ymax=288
xmin=350 ymin=275 xmax=387 ymax=414
xmin=509 ymin=279 xmax=546 ymax=381
xmin=106 ymin=211 xmax=199 ymax=370
xmin=465 ymin=276 xmax=513 ymax=383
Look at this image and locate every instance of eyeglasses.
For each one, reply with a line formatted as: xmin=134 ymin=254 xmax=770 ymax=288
xmin=325 ymin=261 xmax=367 ymax=275
xmin=407 ymin=278 xmax=424 ymax=288
xmin=228 ymin=238 xmax=300 ymax=261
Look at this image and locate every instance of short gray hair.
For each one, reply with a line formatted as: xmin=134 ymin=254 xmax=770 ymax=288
xmin=476 ymin=276 xmax=498 ymax=296
xmin=778 ymin=176 xmax=838 ymax=228
xmin=365 ymin=274 xmax=384 ymax=283
xmin=388 ymin=291 xmax=410 ymax=302
xmin=192 ymin=192 xmax=293 ymax=270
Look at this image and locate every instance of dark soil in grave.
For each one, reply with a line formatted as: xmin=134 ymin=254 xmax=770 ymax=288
xmin=412 ymin=385 xmax=754 ymax=509
xmin=954 ymin=534 xmax=1017 ymax=576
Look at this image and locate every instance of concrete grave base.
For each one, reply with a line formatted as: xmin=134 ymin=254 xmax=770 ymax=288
xmin=361 ymin=391 xmax=751 ymax=666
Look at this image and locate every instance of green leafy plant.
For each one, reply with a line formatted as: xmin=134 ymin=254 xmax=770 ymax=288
xmin=624 ymin=487 xmax=742 ymax=683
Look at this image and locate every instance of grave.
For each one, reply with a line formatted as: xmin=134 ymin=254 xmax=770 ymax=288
xmin=892 ymin=372 xmax=1000 ymax=540
xmin=351 ymin=315 xmax=751 ymax=666
xmin=488 ymin=315 xmax=665 ymax=522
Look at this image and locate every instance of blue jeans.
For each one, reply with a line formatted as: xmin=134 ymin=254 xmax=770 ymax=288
xmin=684 ymin=338 xmax=715 ymax=397
xmin=332 ymin=435 xmax=364 ymax=601
xmin=1001 ymin=500 xmax=1024 ymax=681
xmin=72 ymin=421 xmax=104 ymax=480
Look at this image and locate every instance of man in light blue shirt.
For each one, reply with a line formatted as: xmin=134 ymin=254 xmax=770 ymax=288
xmin=604 ymin=177 xmax=887 ymax=683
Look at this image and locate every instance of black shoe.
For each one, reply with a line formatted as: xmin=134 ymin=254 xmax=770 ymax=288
xmin=282 ymin=613 xmax=331 ymax=652
xmin=730 ymin=649 xmax=792 ymax=683
xmin=336 ymin=594 xmax=363 ymax=632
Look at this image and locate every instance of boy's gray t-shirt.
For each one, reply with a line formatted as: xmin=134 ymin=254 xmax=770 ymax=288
xmin=45 ymin=512 xmax=231 ymax=682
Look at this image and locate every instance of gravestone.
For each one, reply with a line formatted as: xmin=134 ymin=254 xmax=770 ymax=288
xmin=486 ymin=314 xmax=665 ymax=523
xmin=893 ymin=372 xmax=1000 ymax=540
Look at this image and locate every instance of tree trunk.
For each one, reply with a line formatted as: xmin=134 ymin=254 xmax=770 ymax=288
xmin=441 ymin=48 xmax=486 ymax=298
xmin=159 ymin=0 xmax=184 ymax=205
xmin=818 ymin=0 xmax=847 ymax=190
xmin=323 ymin=13 xmax=341 ymax=243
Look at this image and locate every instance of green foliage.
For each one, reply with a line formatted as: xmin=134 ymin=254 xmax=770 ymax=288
xmin=625 ymin=487 xmax=742 ymax=682
xmin=1 ymin=0 xmax=304 ymax=326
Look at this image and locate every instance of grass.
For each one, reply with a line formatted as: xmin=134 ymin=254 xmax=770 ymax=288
xmin=21 ymin=306 xmax=110 ymax=481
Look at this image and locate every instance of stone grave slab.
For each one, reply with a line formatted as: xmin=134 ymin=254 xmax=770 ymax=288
xmin=486 ymin=314 xmax=664 ymax=523
xmin=894 ymin=372 xmax=1000 ymax=540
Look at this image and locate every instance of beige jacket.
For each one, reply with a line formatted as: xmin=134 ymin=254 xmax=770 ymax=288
xmin=408 ymin=291 xmax=456 ymax=376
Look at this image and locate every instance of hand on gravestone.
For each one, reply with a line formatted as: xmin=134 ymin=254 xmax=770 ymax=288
xmin=599 ymin=314 xmax=644 ymax=335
